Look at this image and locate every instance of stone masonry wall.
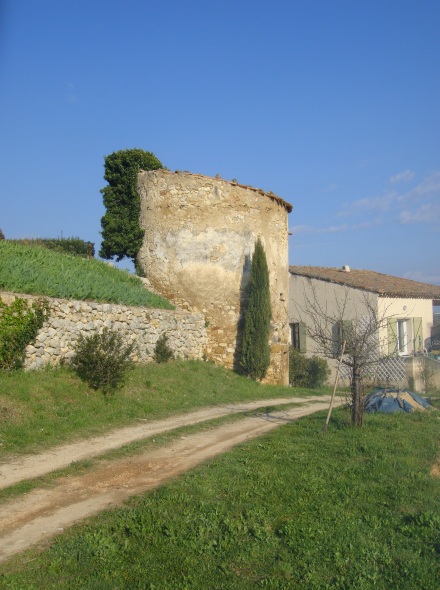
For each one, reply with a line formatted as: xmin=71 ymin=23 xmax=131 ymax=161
xmin=137 ymin=170 xmax=292 ymax=385
xmin=0 ymin=292 xmax=207 ymax=370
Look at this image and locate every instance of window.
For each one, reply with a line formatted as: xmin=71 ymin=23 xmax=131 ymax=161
xmin=334 ymin=319 xmax=354 ymax=357
xmin=397 ymin=319 xmax=408 ymax=354
xmin=388 ymin=317 xmax=423 ymax=355
xmin=290 ymin=322 xmax=306 ymax=352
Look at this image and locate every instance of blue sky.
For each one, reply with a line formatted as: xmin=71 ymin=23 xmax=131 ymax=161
xmin=1 ymin=0 xmax=439 ymax=284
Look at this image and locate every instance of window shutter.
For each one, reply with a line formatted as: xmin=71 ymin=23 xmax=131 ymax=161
xmin=388 ymin=318 xmax=398 ymax=355
xmin=299 ymin=322 xmax=307 ymax=353
xmin=289 ymin=324 xmax=295 ymax=346
xmin=342 ymin=320 xmax=353 ymax=338
xmin=413 ymin=317 xmax=423 ymax=352
xmin=338 ymin=320 xmax=353 ymax=355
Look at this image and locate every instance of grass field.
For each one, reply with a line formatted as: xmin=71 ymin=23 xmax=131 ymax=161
xmin=0 ymin=363 xmax=439 ymax=588
xmin=0 ymin=361 xmax=319 ymax=459
xmin=0 ymin=401 xmax=438 ymax=589
xmin=0 ymin=241 xmax=172 ymax=308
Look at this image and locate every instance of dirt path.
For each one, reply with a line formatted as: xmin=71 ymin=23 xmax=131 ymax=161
xmin=0 ymin=396 xmax=342 ymax=564
xmin=0 ymin=396 xmax=329 ymax=490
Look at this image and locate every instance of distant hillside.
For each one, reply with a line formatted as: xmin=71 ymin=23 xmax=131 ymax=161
xmin=0 ymin=241 xmax=173 ymax=309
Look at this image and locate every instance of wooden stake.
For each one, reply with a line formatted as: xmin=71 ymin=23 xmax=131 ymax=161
xmin=324 ymin=340 xmax=346 ymax=431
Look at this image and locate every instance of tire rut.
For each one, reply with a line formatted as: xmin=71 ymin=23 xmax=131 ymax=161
xmin=0 ymin=397 xmax=343 ymax=563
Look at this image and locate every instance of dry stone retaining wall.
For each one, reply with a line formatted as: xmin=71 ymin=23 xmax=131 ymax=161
xmin=0 ymin=292 xmax=207 ymax=370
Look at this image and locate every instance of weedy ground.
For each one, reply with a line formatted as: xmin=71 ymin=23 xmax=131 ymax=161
xmin=0 ymin=241 xmax=172 ymax=308
xmin=0 ymin=363 xmax=439 ymax=589
xmin=0 ymin=360 xmax=321 ymax=459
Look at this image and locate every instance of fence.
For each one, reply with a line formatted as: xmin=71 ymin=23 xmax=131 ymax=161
xmin=339 ymin=354 xmax=440 ymax=394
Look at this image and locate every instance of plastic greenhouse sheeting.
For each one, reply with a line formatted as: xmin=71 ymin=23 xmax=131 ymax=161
xmin=364 ymin=387 xmax=431 ymax=414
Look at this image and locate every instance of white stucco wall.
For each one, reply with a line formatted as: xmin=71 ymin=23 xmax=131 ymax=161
xmin=289 ymin=273 xmax=437 ymax=387
xmin=290 ymin=275 xmax=435 ymax=357
xmin=289 ymin=275 xmax=379 ymax=383
xmin=289 ymin=274 xmax=378 ymax=352
xmin=378 ymin=297 xmax=434 ymax=355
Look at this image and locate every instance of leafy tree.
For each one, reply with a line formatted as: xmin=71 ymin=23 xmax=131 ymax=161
xmin=99 ymin=149 xmax=163 ymax=269
xmin=241 ymin=239 xmax=272 ymax=380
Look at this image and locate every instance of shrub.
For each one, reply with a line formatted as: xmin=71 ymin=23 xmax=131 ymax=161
xmin=9 ymin=237 xmax=94 ymax=258
xmin=154 ymin=333 xmax=174 ymax=363
xmin=288 ymin=347 xmax=310 ymax=387
xmin=241 ymin=239 xmax=272 ymax=380
xmin=308 ymin=355 xmax=331 ymax=388
xmin=0 ymin=297 xmax=49 ymax=369
xmin=71 ymin=328 xmax=136 ymax=395
xmin=289 ymin=347 xmax=330 ymax=388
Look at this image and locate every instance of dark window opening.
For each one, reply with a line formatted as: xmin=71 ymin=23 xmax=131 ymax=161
xmin=290 ymin=322 xmax=306 ymax=352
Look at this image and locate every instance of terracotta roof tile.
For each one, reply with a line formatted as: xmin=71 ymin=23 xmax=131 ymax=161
xmin=289 ymin=266 xmax=440 ymax=300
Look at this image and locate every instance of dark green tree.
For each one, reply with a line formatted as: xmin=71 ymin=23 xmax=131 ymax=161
xmin=154 ymin=333 xmax=174 ymax=363
xmin=99 ymin=149 xmax=163 ymax=269
xmin=241 ymin=238 xmax=272 ymax=380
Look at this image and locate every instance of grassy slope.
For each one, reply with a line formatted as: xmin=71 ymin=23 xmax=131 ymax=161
xmin=0 ymin=361 xmax=318 ymax=459
xmin=0 ymin=241 xmax=172 ymax=308
xmin=1 ymin=242 xmax=438 ymax=587
xmin=1 ymin=406 xmax=439 ymax=589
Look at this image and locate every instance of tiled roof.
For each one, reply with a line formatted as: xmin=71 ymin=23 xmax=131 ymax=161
xmin=289 ymin=266 xmax=440 ymax=300
xmin=146 ymin=169 xmax=293 ymax=213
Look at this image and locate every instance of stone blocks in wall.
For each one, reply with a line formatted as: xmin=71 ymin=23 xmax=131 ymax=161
xmin=0 ymin=292 xmax=207 ymax=370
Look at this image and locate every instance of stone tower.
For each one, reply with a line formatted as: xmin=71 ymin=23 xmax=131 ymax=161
xmin=137 ymin=170 xmax=292 ymax=385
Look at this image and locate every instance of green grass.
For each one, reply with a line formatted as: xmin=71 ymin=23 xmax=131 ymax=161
xmin=0 ymin=241 xmax=172 ymax=308
xmin=0 ymin=361 xmax=317 ymax=459
xmin=0 ymin=409 xmax=311 ymax=504
xmin=1 ymin=408 xmax=438 ymax=589
xmin=8 ymin=237 xmax=93 ymax=258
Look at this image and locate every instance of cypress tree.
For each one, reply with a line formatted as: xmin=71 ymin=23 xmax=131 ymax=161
xmin=241 ymin=238 xmax=272 ymax=380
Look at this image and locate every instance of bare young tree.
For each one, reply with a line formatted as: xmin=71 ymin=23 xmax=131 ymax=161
xmin=297 ymin=283 xmax=392 ymax=426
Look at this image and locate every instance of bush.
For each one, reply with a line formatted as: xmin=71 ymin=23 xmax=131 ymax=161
xmin=289 ymin=347 xmax=330 ymax=388
xmin=308 ymin=355 xmax=331 ymax=388
xmin=0 ymin=297 xmax=49 ymax=369
xmin=9 ymin=237 xmax=94 ymax=258
xmin=154 ymin=333 xmax=174 ymax=363
xmin=71 ymin=328 xmax=136 ymax=395
xmin=288 ymin=347 xmax=310 ymax=387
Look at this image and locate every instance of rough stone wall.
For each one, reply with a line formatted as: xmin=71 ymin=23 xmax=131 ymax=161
xmin=137 ymin=170 xmax=291 ymax=385
xmin=0 ymin=292 xmax=207 ymax=370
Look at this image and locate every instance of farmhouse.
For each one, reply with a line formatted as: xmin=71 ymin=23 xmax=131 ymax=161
xmin=136 ymin=170 xmax=292 ymax=385
xmin=289 ymin=265 xmax=440 ymax=386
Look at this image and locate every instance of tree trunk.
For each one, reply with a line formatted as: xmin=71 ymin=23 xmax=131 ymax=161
xmin=351 ymin=365 xmax=364 ymax=427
